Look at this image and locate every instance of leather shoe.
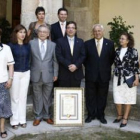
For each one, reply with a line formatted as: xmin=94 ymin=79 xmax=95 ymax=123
xmin=43 ymin=119 xmax=54 ymax=125
xmin=33 ymin=120 xmax=41 ymax=126
xmin=120 ymin=118 xmax=128 ymax=128
xmin=85 ymin=116 xmax=94 ymax=123
xmin=99 ymin=117 xmax=107 ymax=124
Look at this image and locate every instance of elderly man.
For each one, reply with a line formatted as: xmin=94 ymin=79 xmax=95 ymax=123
xmin=30 ymin=25 xmax=58 ymax=126
xmin=84 ymin=24 xmax=115 ymax=124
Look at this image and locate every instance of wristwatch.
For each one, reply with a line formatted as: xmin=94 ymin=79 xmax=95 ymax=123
xmin=9 ymin=77 xmax=13 ymax=80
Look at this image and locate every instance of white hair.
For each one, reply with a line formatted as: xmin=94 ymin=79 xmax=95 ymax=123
xmin=92 ymin=24 xmax=104 ymax=31
xmin=37 ymin=25 xmax=50 ymax=33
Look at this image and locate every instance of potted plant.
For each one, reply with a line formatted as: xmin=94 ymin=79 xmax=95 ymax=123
xmin=107 ymin=16 xmax=134 ymax=47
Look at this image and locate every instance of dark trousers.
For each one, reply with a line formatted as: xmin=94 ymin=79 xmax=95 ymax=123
xmin=59 ymin=74 xmax=81 ymax=87
xmin=85 ymin=80 xmax=109 ymax=119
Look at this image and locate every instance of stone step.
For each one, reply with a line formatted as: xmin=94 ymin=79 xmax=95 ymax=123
xmin=26 ymin=81 xmax=140 ymax=121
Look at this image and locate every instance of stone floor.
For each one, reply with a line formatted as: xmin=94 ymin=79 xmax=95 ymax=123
xmin=2 ymin=116 xmax=140 ymax=140
xmin=1 ymin=81 xmax=140 ymax=140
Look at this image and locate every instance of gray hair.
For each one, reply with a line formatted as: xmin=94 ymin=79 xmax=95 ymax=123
xmin=37 ymin=24 xmax=50 ymax=33
xmin=92 ymin=24 xmax=104 ymax=31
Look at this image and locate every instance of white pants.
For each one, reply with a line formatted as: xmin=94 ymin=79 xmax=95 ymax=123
xmin=10 ymin=70 xmax=30 ymax=125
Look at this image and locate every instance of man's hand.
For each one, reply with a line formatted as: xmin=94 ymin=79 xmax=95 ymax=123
xmin=68 ymin=64 xmax=77 ymax=72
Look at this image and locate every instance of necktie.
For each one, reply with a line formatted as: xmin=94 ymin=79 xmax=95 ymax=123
xmin=61 ymin=23 xmax=65 ymax=36
xmin=41 ymin=41 xmax=45 ymax=59
xmin=97 ymin=40 xmax=101 ymax=56
xmin=70 ymin=38 xmax=74 ymax=55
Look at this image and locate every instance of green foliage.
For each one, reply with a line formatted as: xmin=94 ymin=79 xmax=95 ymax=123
xmin=0 ymin=18 xmax=12 ymax=44
xmin=107 ymin=16 xmax=134 ymax=47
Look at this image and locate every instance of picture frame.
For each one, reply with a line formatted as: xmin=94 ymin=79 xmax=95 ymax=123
xmin=54 ymin=87 xmax=84 ymax=126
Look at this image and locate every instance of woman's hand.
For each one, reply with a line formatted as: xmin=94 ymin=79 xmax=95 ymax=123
xmin=133 ymin=79 xmax=139 ymax=86
xmin=5 ymin=79 xmax=13 ymax=89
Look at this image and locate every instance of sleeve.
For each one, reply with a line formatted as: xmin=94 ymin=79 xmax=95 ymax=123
xmin=53 ymin=45 xmax=59 ymax=77
xmin=74 ymin=40 xmax=86 ymax=68
xmin=7 ymin=46 xmax=15 ymax=65
xmin=55 ymin=40 xmax=71 ymax=69
xmin=133 ymin=49 xmax=140 ymax=74
xmin=28 ymin=22 xmax=34 ymax=30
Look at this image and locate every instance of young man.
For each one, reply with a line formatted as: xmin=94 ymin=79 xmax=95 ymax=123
xmin=56 ymin=21 xmax=85 ymax=87
xmin=51 ymin=8 xmax=68 ymax=42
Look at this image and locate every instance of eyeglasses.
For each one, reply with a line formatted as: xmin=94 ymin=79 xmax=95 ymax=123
xmin=38 ymin=31 xmax=48 ymax=34
xmin=66 ymin=27 xmax=76 ymax=30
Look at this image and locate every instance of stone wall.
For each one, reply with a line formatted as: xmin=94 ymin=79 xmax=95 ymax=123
xmin=0 ymin=0 xmax=7 ymax=19
xmin=21 ymin=0 xmax=62 ymax=30
xmin=64 ymin=0 xmax=99 ymax=41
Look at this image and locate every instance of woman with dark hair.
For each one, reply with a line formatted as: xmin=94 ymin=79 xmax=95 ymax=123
xmin=0 ymin=28 xmax=14 ymax=138
xmin=28 ymin=6 xmax=50 ymax=40
xmin=9 ymin=24 xmax=30 ymax=129
xmin=113 ymin=32 xmax=139 ymax=128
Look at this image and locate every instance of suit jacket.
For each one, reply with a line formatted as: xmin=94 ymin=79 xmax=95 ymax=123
xmin=51 ymin=21 xmax=66 ymax=42
xmin=30 ymin=38 xmax=58 ymax=83
xmin=114 ymin=47 xmax=139 ymax=77
xmin=84 ymin=38 xmax=115 ymax=82
xmin=56 ymin=36 xmax=85 ymax=81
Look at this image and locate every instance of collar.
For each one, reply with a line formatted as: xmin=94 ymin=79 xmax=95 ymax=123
xmin=59 ymin=21 xmax=66 ymax=26
xmin=95 ymin=37 xmax=103 ymax=43
xmin=67 ymin=36 xmax=75 ymax=41
xmin=38 ymin=39 xmax=47 ymax=44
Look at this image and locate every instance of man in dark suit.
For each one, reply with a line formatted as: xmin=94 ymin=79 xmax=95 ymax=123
xmin=51 ymin=8 xmax=68 ymax=42
xmin=56 ymin=21 xmax=85 ymax=87
xmin=84 ymin=24 xmax=115 ymax=124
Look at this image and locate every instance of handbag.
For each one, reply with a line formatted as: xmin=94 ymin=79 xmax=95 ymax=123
xmin=124 ymin=75 xmax=135 ymax=88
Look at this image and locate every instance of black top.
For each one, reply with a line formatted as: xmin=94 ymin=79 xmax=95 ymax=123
xmin=9 ymin=43 xmax=31 ymax=72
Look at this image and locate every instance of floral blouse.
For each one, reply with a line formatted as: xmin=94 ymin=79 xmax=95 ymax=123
xmin=114 ymin=47 xmax=139 ymax=85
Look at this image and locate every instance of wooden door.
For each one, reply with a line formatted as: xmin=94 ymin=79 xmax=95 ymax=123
xmin=12 ymin=0 xmax=21 ymax=28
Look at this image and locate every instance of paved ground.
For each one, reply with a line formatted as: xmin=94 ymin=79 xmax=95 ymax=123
xmin=1 ymin=116 xmax=140 ymax=140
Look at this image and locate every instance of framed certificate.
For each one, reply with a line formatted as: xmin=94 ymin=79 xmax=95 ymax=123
xmin=54 ymin=87 xmax=84 ymax=126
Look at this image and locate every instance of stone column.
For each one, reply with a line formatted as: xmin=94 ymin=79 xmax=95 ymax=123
xmin=64 ymin=0 xmax=99 ymax=41
xmin=21 ymin=0 xmax=63 ymax=30
xmin=0 ymin=0 xmax=7 ymax=19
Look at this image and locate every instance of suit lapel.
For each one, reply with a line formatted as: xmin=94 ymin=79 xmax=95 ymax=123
xmin=73 ymin=37 xmax=79 ymax=57
xmin=92 ymin=39 xmax=99 ymax=58
xmin=43 ymin=40 xmax=50 ymax=60
xmin=100 ymin=38 xmax=107 ymax=58
xmin=35 ymin=39 xmax=42 ymax=60
xmin=64 ymin=37 xmax=72 ymax=56
xmin=57 ymin=22 xmax=63 ymax=37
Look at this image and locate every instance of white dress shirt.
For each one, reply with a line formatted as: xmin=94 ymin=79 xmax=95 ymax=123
xmin=95 ymin=37 xmax=103 ymax=51
xmin=67 ymin=36 xmax=75 ymax=54
xmin=38 ymin=39 xmax=47 ymax=53
xmin=59 ymin=21 xmax=66 ymax=35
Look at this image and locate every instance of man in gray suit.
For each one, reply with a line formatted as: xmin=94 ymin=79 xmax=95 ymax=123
xmin=30 ymin=25 xmax=58 ymax=126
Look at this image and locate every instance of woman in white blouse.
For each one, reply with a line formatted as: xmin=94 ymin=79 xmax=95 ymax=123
xmin=113 ymin=32 xmax=139 ymax=128
xmin=0 ymin=28 xmax=14 ymax=138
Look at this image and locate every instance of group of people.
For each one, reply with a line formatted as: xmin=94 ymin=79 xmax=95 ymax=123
xmin=0 ymin=6 xmax=139 ymax=138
